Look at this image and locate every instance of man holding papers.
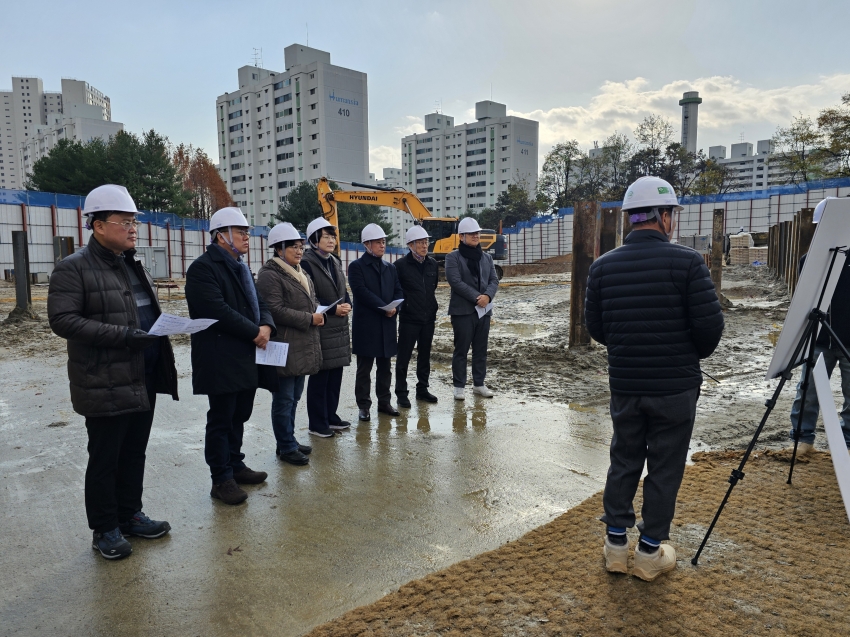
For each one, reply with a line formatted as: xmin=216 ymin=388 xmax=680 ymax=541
xmin=348 ymin=223 xmax=404 ymax=421
xmin=47 ymin=185 xmax=178 ymax=560
xmin=445 ymin=217 xmax=500 ymax=400
xmin=185 ymin=207 xmax=277 ymax=505
xmin=256 ymin=222 xmax=324 ymax=466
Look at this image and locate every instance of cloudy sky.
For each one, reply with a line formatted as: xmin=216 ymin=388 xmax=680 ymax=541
xmin=3 ymin=0 xmax=849 ymax=173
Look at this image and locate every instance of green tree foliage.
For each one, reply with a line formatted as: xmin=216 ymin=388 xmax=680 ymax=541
xmin=274 ymin=180 xmax=392 ymax=243
xmin=817 ymin=92 xmax=850 ymax=177
xmin=470 ymin=183 xmax=546 ymax=230
xmin=771 ymin=114 xmax=826 ymax=184
xmin=26 ymin=129 xmax=191 ymax=215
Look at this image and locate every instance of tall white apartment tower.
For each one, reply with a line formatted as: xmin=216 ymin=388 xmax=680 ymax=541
xmin=679 ymin=91 xmax=702 ymax=155
xmin=215 ymin=44 xmax=369 ymax=226
xmin=400 ymin=101 xmax=538 ymax=217
xmin=1 ymin=76 xmax=114 ymax=189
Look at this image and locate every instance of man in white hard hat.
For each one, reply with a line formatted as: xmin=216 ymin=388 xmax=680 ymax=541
xmin=445 ymin=216 xmax=500 ymax=400
xmin=788 ymin=198 xmax=850 ymax=454
xmin=585 ymin=176 xmax=724 ymax=581
xmin=185 ymin=207 xmax=277 ymax=505
xmin=48 ymin=184 xmax=179 ymax=560
xmin=348 ymin=223 xmax=404 ymax=421
xmin=394 ymin=225 xmax=440 ymax=407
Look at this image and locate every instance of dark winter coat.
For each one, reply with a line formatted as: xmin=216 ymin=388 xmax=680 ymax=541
xmin=185 ymin=245 xmax=277 ymax=396
xmin=585 ymin=230 xmax=725 ymax=396
xmin=47 ymin=236 xmax=178 ymax=418
xmin=301 ymin=248 xmax=351 ymax=370
xmin=395 ymin=251 xmax=439 ymax=324
xmin=348 ymin=252 xmax=404 ymax=358
xmin=445 ymin=248 xmax=499 ymax=316
xmin=256 ymin=258 xmax=323 ymax=378
xmin=800 ymin=253 xmax=850 ymax=349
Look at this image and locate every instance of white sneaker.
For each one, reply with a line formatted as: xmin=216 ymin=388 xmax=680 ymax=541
xmin=473 ymin=385 xmax=494 ymax=397
xmin=453 ymin=387 xmax=465 ymax=400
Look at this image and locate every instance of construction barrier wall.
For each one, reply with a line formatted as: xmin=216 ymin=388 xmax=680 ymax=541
xmin=0 ymin=189 xmax=403 ymax=278
xmin=503 ymin=178 xmax=850 ymax=264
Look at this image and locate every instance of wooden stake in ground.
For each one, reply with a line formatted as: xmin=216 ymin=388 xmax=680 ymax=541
xmin=569 ymin=201 xmax=598 ymax=347
xmin=7 ymin=231 xmax=39 ymax=322
xmin=710 ymin=208 xmax=731 ymax=308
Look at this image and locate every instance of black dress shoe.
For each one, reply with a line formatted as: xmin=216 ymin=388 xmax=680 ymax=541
xmin=397 ymin=395 xmax=412 ymax=408
xmin=297 ymin=444 xmax=312 ymax=455
xmin=377 ymin=403 xmax=400 ymax=416
xmin=358 ymin=408 xmax=371 ymax=421
xmin=278 ymin=449 xmax=310 ymax=466
xmin=416 ymin=390 xmax=438 ymax=403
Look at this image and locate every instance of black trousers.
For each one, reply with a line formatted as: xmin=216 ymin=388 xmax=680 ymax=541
xmin=205 ymin=389 xmax=256 ymax=484
xmin=84 ymin=385 xmax=157 ymax=534
xmin=355 ymin=356 xmax=392 ymax=409
xmin=395 ymin=321 xmax=435 ymax=396
xmin=451 ymin=313 xmax=491 ymax=388
xmin=307 ymin=366 xmax=345 ymax=432
xmin=601 ymin=387 xmax=699 ymax=541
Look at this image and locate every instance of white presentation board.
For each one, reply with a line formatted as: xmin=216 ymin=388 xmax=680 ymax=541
xmin=812 ymin=355 xmax=850 ymax=524
xmin=766 ymin=198 xmax=850 ymax=379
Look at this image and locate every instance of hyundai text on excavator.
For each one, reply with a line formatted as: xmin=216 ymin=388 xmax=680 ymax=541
xmin=316 ymin=177 xmax=507 ymax=279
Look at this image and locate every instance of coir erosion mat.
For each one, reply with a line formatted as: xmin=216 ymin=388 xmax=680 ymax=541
xmin=306 ymin=451 xmax=849 ymax=636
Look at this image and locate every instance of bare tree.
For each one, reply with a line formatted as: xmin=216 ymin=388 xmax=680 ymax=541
xmin=635 ymin=114 xmax=674 ymax=154
xmin=601 ymin=132 xmax=634 ymax=200
xmin=818 ymin=92 xmax=850 ymax=177
xmin=538 ymin=140 xmax=583 ymax=210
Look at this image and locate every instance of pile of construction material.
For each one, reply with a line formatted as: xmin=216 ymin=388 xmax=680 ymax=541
xmin=729 ymin=233 xmax=765 ymax=265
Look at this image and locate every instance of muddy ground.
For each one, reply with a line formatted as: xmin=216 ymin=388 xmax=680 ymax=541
xmin=0 ymin=264 xmax=818 ymax=453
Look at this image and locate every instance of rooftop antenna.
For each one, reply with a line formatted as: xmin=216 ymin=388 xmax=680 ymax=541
xmin=306 ymin=23 xmax=309 ymax=46
xmin=490 ymin=83 xmax=493 ymax=101
xmin=740 ymin=132 xmax=745 ymax=143
xmin=252 ymin=47 xmax=263 ymax=69
xmin=434 ymin=100 xmax=440 ymax=114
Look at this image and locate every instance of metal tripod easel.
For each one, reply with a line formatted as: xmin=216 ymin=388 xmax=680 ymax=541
xmin=692 ymin=246 xmax=849 ymax=565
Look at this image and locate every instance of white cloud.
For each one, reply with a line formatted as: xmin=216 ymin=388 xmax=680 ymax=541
xmin=510 ymin=74 xmax=850 ymax=160
xmin=395 ymin=115 xmax=425 ymax=137
xmin=370 ymin=145 xmax=400 ymax=174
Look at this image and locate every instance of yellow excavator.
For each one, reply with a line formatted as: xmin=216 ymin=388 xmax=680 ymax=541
xmin=316 ymin=177 xmax=506 ymax=279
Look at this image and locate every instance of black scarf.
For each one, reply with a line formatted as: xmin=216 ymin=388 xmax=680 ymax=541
xmin=458 ymin=242 xmax=483 ymax=262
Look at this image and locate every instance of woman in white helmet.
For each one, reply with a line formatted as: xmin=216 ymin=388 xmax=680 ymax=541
xmin=300 ymin=217 xmax=353 ymax=436
xmin=256 ymin=223 xmax=324 ymax=464
xmin=348 ymin=223 xmax=405 ymax=421
xmin=444 ymin=216 xmax=500 ymax=400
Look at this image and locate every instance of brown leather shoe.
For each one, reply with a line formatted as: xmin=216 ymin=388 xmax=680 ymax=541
xmin=232 ymin=466 xmax=268 ymax=485
xmin=210 ymin=479 xmax=248 ymax=505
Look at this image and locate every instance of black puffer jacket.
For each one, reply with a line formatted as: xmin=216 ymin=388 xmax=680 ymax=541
xmin=395 ymin=251 xmax=438 ymax=324
xmin=301 ymin=248 xmax=351 ymax=370
xmin=47 ymin=236 xmax=179 ymax=417
xmin=585 ymin=230 xmax=724 ymax=396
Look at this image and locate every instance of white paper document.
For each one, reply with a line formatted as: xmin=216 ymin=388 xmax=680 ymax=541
xmin=812 ymin=354 xmax=850 ymax=524
xmin=256 ymin=341 xmax=289 ymax=367
xmin=475 ymin=302 xmax=494 ymax=319
xmin=317 ymin=298 xmax=344 ymax=314
xmin=148 ymin=313 xmax=218 ymax=336
xmin=378 ymin=299 xmax=404 ymax=312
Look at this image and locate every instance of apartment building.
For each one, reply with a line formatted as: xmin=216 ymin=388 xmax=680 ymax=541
xmin=400 ymin=101 xmax=539 ymax=217
xmin=1 ymin=77 xmax=114 ymax=189
xmin=371 ymin=167 xmax=412 ymax=245
xmin=215 ymin=44 xmax=369 ymax=226
xmin=708 ymin=140 xmax=791 ymax=191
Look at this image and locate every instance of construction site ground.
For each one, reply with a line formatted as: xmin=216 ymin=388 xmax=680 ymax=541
xmin=1 ymin=264 xmax=847 ymax=636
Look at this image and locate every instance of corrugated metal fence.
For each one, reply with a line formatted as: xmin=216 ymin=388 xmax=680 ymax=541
xmin=503 ymin=178 xmax=850 ymax=265
xmin=0 ymin=189 xmax=404 ymax=277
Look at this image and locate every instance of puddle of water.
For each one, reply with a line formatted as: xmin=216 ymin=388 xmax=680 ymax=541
xmin=765 ymin=331 xmax=780 ymax=347
xmin=491 ymin=322 xmax=544 ymax=338
xmin=568 ymin=403 xmax=596 ymax=413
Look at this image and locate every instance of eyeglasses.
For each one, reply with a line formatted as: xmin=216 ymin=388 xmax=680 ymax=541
xmin=286 ymin=245 xmax=305 ymax=252
xmin=102 ymin=220 xmax=140 ymax=230
xmin=229 ymin=229 xmax=250 ymax=238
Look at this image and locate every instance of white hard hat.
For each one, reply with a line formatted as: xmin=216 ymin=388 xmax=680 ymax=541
xmin=83 ymin=184 xmax=138 ymax=216
xmin=210 ymin=207 xmax=249 ymax=233
xmin=458 ymin=217 xmax=482 ymax=234
xmin=812 ymin=197 xmax=837 ymax=224
xmin=306 ymin=217 xmax=334 ymax=240
xmin=267 ymin=222 xmax=302 ymax=246
xmin=361 ymin=223 xmax=387 ymax=243
xmin=405 ymin=225 xmax=430 ymax=244
xmin=621 ymin=176 xmax=683 ymax=216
